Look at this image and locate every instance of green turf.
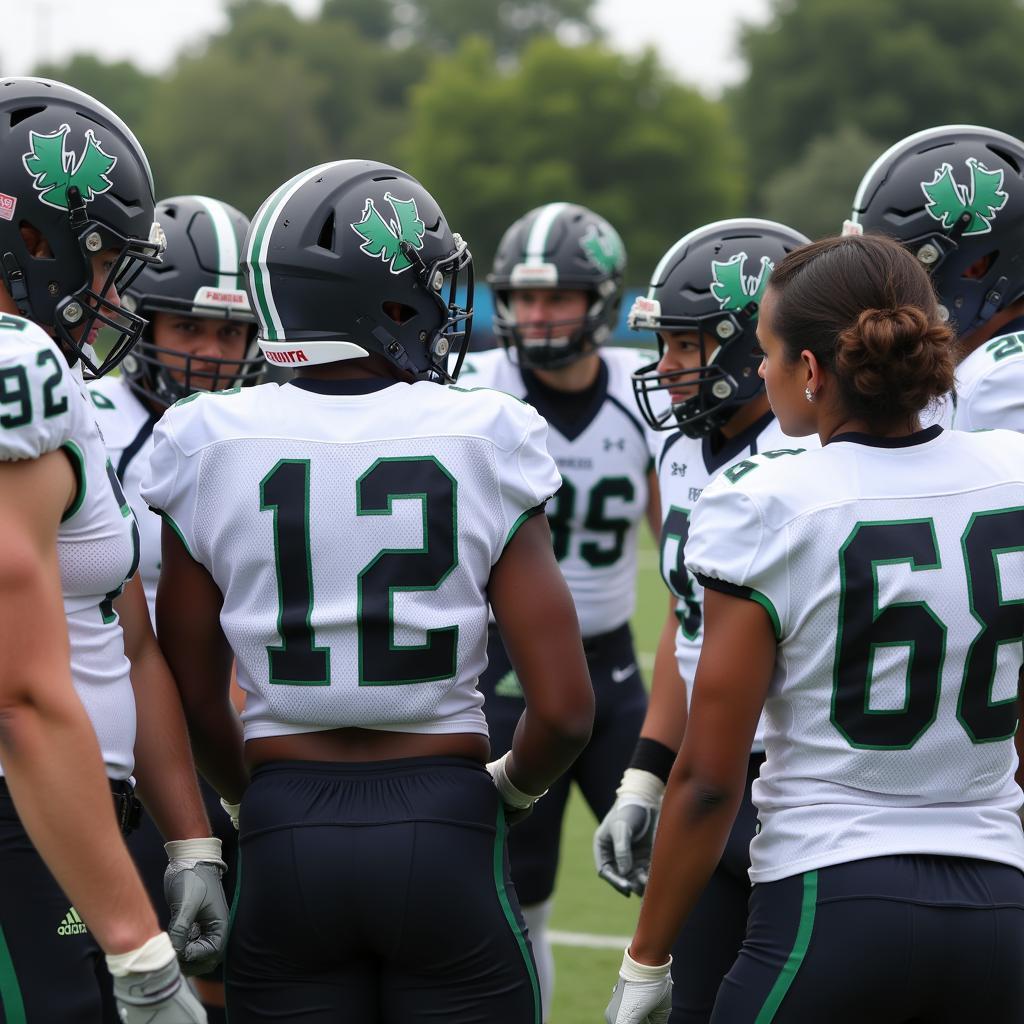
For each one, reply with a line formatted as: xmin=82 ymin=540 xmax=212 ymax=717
xmin=546 ymin=526 xmax=666 ymax=1023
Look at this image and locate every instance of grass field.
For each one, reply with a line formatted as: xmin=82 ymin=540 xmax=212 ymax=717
xmin=546 ymin=529 xmax=665 ymax=1024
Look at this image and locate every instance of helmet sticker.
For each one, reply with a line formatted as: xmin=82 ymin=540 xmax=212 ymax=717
xmin=580 ymin=221 xmax=624 ymax=274
xmin=710 ymin=253 xmax=773 ymax=312
xmin=0 ymin=193 xmax=15 ymax=221
xmin=350 ymin=192 xmax=425 ymax=274
xmin=22 ymin=124 xmax=117 ymax=211
xmin=921 ymin=158 xmax=1008 ymax=236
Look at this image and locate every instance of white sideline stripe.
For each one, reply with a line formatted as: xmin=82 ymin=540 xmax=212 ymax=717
xmin=549 ymin=929 xmax=630 ymax=950
xmin=639 ymin=652 xmax=655 ymax=673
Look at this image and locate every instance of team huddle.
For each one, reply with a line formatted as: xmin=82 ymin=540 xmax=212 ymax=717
xmin=0 ymin=74 xmax=1022 ymax=1024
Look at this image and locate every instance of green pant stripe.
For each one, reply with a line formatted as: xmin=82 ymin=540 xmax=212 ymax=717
xmin=0 ymin=924 xmax=26 ymax=1024
xmin=492 ymin=806 xmax=542 ymax=1024
xmin=223 ymin=846 xmax=243 ymax=1024
xmin=754 ymin=870 xmax=818 ymax=1023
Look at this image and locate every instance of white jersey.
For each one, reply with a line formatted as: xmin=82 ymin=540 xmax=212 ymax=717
xmin=686 ymin=425 xmax=1024 ymax=883
xmin=928 ymin=327 xmax=1024 ymax=432
xmin=140 ymin=378 xmax=559 ymax=741
xmin=655 ymin=412 xmax=817 ymax=751
xmin=0 ymin=315 xmax=138 ymax=779
xmin=89 ymin=376 xmax=160 ymax=620
xmin=461 ymin=347 xmax=657 ymax=637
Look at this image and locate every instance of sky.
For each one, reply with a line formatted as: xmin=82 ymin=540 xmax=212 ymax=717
xmin=1 ymin=0 xmax=773 ymax=96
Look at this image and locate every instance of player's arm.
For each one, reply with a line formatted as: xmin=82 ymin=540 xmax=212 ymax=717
xmin=645 ymin=465 xmax=662 ymax=540
xmin=117 ymin=573 xmax=209 ymax=840
xmin=0 ymin=454 xmax=161 ymax=955
xmin=156 ymin=520 xmax=246 ymax=804
xmin=632 ymin=587 xmax=773 ymax=962
xmin=488 ymin=513 xmax=594 ymax=800
xmin=595 ymin=593 xmax=687 ymax=895
xmin=118 ymin=559 xmax=229 ymax=977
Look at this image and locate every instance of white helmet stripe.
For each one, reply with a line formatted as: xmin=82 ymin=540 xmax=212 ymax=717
xmin=525 ymin=202 xmax=569 ymax=263
xmin=247 ymin=162 xmax=340 ymax=340
xmin=192 ymin=195 xmax=240 ymax=291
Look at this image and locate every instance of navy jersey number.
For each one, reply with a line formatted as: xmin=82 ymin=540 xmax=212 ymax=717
xmin=832 ymin=511 xmax=1024 ymax=749
xmin=261 ymin=456 xmax=458 ymax=687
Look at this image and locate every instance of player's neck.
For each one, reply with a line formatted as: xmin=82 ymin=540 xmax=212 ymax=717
xmin=957 ymin=299 xmax=1024 ymax=360
xmin=294 ymin=353 xmax=410 ymax=383
xmin=528 ymin=352 xmax=601 ymax=393
xmin=718 ymin=393 xmax=771 ymax=439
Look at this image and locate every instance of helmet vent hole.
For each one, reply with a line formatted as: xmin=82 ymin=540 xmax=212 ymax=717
xmin=10 ymin=106 xmax=45 ymax=127
xmin=382 ymin=301 xmax=417 ymax=325
xmin=317 ymin=211 xmax=335 ymax=251
xmin=989 ymin=146 xmax=1020 ymax=173
xmin=425 ymin=216 xmax=440 ymax=231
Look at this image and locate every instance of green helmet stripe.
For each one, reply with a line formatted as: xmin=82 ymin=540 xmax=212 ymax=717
xmin=247 ymin=162 xmax=338 ymax=340
xmin=524 ymin=202 xmax=569 ymax=264
xmin=192 ymin=195 xmax=241 ymax=291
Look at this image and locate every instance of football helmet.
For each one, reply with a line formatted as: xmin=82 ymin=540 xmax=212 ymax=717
xmin=630 ymin=218 xmax=809 ymax=436
xmin=242 ymin=160 xmax=472 ymax=382
xmin=488 ymin=202 xmax=625 ymax=369
xmin=0 ymin=77 xmax=163 ymax=377
xmin=121 ymin=195 xmax=263 ymax=406
xmin=848 ymin=125 xmax=1024 ymax=337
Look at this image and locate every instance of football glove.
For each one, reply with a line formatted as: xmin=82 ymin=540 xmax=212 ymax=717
xmin=108 ymin=932 xmax=207 ymax=1023
xmin=163 ymin=838 xmax=229 ymax=976
xmin=594 ymin=768 xmax=665 ymax=896
xmin=486 ymin=752 xmax=546 ymax=826
xmin=605 ymin=947 xmax=672 ymax=1024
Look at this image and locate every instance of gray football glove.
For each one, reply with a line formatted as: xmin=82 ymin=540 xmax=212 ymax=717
xmin=163 ymin=838 xmax=229 ymax=976
xmin=594 ymin=769 xmax=664 ymax=896
xmin=605 ymin=948 xmax=672 ymax=1024
xmin=113 ymin=958 xmax=206 ymax=1023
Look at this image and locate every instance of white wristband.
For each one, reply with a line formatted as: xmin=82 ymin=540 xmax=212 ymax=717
xmin=617 ymin=768 xmax=666 ymax=805
xmin=164 ymin=837 xmax=223 ymax=862
xmin=486 ymin=752 xmax=546 ymax=810
xmin=619 ymin=947 xmax=672 ymax=982
xmin=105 ymin=931 xmax=177 ymax=977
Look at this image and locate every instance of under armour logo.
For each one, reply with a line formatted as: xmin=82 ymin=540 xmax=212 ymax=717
xmin=671 ymin=462 xmax=687 ymax=477
xmin=604 ymin=438 xmax=625 ymax=452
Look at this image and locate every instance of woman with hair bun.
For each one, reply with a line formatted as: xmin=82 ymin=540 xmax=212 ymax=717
xmin=606 ymin=233 xmax=1024 ymax=1024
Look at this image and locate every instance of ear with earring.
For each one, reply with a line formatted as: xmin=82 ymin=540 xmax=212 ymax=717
xmin=804 ymin=386 xmax=815 ymax=403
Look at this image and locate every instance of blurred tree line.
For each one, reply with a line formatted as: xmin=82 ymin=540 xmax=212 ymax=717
xmin=24 ymin=0 xmax=1024 ymax=282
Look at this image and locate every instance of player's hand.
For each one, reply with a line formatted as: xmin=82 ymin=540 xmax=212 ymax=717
xmin=486 ymin=751 xmax=546 ymax=826
xmin=605 ymin=948 xmax=672 ymax=1024
xmin=108 ymin=933 xmax=207 ymax=1022
xmin=163 ymin=838 xmax=229 ymax=975
xmin=594 ymin=768 xmax=664 ymax=896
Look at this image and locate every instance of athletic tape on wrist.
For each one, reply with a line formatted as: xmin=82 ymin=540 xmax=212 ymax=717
xmin=619 ymin=947 xmax=672 ymax=982
xmin=105 ymin=931 xmax=177 ymax=977
xmin=628 ymin=736 xmax=676 ymax=783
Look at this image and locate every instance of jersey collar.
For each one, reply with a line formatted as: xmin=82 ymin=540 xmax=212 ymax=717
xmin=286 ymin=377 xmax=398 ymax=395
xmin=826 ymin=424 xmax=943 ymax=448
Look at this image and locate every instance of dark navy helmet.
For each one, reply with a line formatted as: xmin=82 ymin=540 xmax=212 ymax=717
xmin=848 ymin=125 xmax=1024 ymax=337
xmin=630 ymin=218 xmax=809 ymax=436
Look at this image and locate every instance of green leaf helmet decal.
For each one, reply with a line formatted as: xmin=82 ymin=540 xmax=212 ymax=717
xmin=921 ymin=157 xmax=1009 ymax=236
xmin=710 ymin=252 xmax=773 ymax=313
xmin=350 ymin=192 xmax=426 ymax=274
xmin=22 ymin=124 xmax=117 ymax=211
xmin=580 ymin=221 xmax=625 ymax=275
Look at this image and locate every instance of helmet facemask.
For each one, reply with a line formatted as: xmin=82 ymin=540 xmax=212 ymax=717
xmin=631 ymin=297 xmax=762 ymax=437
